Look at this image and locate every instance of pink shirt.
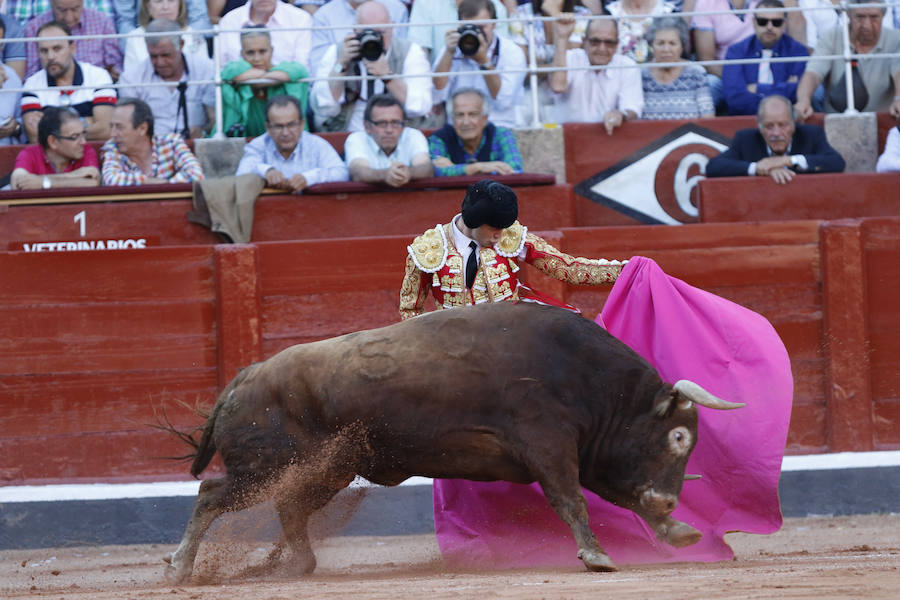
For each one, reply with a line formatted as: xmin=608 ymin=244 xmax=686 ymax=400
xmin=692 ymin=0 xmax=760 ymax=60
xmin=14 ymin=144 xmax=99 ymax=175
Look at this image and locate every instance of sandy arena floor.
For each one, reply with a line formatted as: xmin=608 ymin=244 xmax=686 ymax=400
xmin=3 ymin=514 xmax=899 ymax=600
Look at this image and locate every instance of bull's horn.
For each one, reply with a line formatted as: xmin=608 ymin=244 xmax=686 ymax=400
xmin=673 ymin=380 xmax=745 ymax=410
xmin=684 ymin=474 xmax=702 ymax=481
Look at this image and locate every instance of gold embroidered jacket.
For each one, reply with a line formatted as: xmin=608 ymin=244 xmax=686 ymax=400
xmin=399 ymin=220 xmax=625 ymax=320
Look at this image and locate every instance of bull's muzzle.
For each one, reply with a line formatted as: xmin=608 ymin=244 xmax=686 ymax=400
xmin=639 ymin=489 xmax=678 ymax=516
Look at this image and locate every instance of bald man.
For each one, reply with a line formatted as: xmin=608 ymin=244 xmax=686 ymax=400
xmin=310 ymin=0 xmax=432 ymax=132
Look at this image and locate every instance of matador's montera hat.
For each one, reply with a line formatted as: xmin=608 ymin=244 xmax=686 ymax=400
xmin=461 ymin=179 xmax=518 ymax=230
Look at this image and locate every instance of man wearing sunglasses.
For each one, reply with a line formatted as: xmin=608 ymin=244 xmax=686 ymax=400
xmin=11 ymin=105 xmax=100 ymax=189
xmin=549 ymin=14 xmax=642 ymax=134
xmin=345 ymin=93 xmax=433 ymax=187
xmin=722 ymin=0 xmax=809 ymax=116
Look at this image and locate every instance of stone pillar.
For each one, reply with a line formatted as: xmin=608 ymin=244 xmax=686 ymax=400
xmin=514 ymin=127 xmax=567 ymax=183
xmin=823 ymin=112 xmax=877 ymax=173
xmin=194 ymin=138 xmax=247 ymax=179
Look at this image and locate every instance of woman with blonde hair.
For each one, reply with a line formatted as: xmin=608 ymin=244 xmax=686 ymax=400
xmin=124 ymin=0 xmax=210 ymax=73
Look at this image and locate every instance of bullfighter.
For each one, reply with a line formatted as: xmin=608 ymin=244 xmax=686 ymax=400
xmin=399 ymin=179 xmax=626 ymax=320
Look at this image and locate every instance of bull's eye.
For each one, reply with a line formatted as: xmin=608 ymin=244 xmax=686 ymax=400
xmin=668 ymin=426 xmax=692 ymax=455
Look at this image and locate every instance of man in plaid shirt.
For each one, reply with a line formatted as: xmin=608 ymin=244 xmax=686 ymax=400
xmin=428 ymin=88 xmax=523 ymax=177
xmin=23 ymin=0 xmax=122 ymax=79
xmin=5 ymin=0 xmax=115 ymax=26
xmin=100 ymin=97 xmax=204 ymax=185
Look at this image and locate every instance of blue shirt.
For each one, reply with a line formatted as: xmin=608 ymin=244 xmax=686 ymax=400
xmin=722 ymin=33 xmax=809 ymax=116
xmin=236 ymin=131 xmax=349 ymax=189
xmin=1 ymin=15 xmax=26 ymax=63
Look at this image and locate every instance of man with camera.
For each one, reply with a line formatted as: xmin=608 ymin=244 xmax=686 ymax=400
xmin=432 ymin=0 xmax=526 ymax=129
xmin=310 ymin=1 xmax=431 ymax=132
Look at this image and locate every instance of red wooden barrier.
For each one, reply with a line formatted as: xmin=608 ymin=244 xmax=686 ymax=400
xmin=698 ymin=173 xmax=900 ymax=223
xmin=1 ymin=184 xmax=575 ymax=249
xmin=2 ymin=218 xmax=898 ymax=485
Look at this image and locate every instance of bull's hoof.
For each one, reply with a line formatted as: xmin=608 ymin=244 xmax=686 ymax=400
xmin=658 ymin=520 xmax=702 ymax=548
xmin=577 ymin=548 xmax=617 ymax=572
xmin=162 ymin=554 xmax=191 ymax=585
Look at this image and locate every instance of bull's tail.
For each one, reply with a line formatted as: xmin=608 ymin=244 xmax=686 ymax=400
xmin=189 ymin=395 xmax=225 ymax=478
xmin=189 ymin=364 xmax=257 ymax=477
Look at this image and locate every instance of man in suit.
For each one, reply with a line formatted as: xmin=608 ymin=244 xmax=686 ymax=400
xmin=706 ymin=94 xmax=845 ymax=184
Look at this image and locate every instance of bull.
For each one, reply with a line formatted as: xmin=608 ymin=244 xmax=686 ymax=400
xmin=165 ymin=302 xmax=742 ymax=583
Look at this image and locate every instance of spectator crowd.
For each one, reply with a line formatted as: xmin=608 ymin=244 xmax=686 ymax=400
xmin=3 ymin=0 xmax=900 ymax=190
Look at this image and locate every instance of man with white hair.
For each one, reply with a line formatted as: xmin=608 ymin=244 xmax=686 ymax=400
xmin=707 ymin=94 xmax=845 ymax=184
xmin=794 ymin=0 xmax=900 ymax=117
xmin=117 ymin=19 xmax=215 ymax=139
xmin=550 ymin=14 xmax=642 ymax=133
xmin=311 ymin=0 xmax=430 ymax=132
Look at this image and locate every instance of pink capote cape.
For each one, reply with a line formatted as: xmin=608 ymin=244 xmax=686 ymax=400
xmin=432 ymin=256 xmax=793 ymax=567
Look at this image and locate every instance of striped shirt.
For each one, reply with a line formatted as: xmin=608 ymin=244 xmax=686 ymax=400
xmin=4 ymin=0 xmax=115 ymax=26
xmin=24 ymin=8 xmax=122 ymax=78
xmin=428 ymin=125 xmax=523 ymax=177
xmin=21 ymin=60 xmax=116 ymax=117
xmin=100 ymin=133 xmax=204 ymax=186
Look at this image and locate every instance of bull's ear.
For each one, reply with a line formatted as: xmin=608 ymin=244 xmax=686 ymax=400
xmin=652 ymin=388 xmax=677 ymax=418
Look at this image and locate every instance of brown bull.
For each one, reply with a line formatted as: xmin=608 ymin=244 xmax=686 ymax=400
xmin=165 ymin=302 xmax=742 ymax=583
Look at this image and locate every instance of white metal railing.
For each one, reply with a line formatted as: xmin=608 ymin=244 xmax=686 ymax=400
xmin=1 ymin=1 xmax=897 ymax=136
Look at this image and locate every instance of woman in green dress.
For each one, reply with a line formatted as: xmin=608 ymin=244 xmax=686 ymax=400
xmin=220 ymin=26 xmax=310 ymax=137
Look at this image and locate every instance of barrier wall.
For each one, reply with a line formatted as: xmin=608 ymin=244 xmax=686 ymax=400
xmin=698 ymin=173 xmax=900 ymax=223
xmin=2 ymin=218 xmax=899 ymax=485
xmin=2 ymin=181 xmax=571 ymax=248
xmin=3 ymin=114 xmax=900 ymax=487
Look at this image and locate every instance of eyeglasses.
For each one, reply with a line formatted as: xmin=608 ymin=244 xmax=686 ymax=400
xmin=367 ymin=119 xmax=405 ymax=129
xmin=55 ymin=131 xmax=87 ymax=141
xmin=266 ymin=120 xmax=302 ymax=132
xmin=755 ymin=17 xmax=784 ymax=27
xmin=586 ymin=37 xmax=619 ymax=48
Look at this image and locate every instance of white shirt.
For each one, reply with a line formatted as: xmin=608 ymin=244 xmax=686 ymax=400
xmin=123 ymin=26 xmax=211 ymax=75
xmin=407 ymin=0 xmax=510 ymax=57
xmin=236 ymin=131 xmax=349 ymax=188
xmin=218 ymin=1 xmax=312 ymax=67
xmin=876 ymin=127 xmax=900 ymax=173
xmin=344 ymin=127 xmax=429 ymax=169
xmin=117 ymin=52 xmax=216 ymax=136
xmin=311 ymin=40 xmax=432 ymax=132
xmin=308 ymin=0 xmax=410 ymax=69
xmin=433 ymin=35 xmax=526 ymax=129
xmin=21 ymin=61 xmax=116 ymax=118
xmin=0 ymin=64 xmax=22 ymax=146
xmin=747 ymin=142 xmax=809 ymax=175
xmin=555 ymin=50 xmax=643 ymax=123
xmin=451 ymin=213 xmax=527 ymax=273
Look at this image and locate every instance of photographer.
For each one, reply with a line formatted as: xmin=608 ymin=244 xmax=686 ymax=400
xmin=432 ymin=0 xmax=526 ymax=129
xmin=310 ymin=1 xmax=431 ymax=132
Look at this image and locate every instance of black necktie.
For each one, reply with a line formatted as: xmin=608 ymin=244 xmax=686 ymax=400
xmin=176 ymin=81 xmax=190 ymax=140
xmin=465 ymin=241 xmax=478 ymax=289
xmin=828 ymin=59 xmax=869 ymax=112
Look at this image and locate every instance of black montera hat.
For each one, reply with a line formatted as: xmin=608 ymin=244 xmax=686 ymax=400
xmin=460 ymin=179 xmax=518 ymax=229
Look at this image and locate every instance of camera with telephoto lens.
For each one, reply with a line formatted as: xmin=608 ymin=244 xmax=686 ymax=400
xmin=457 ymin=23 xmax=482 ymax=56
xmin=355 ymin=28 xmax=385 ymax=61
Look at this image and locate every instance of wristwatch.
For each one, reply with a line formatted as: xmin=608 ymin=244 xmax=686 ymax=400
xmin=478 ymin=63 xmax=492 ymax=71
xmin=42 ymin=176 xmax=51 ymax=189
xmin=333 ymin=63 xmax=345 ymax=74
